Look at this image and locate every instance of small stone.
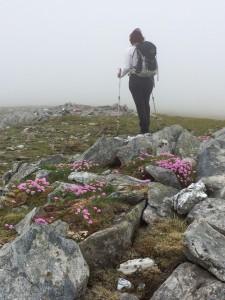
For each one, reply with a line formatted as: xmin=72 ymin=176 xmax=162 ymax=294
xmin=117 ymin=258 xmax=155 ymax=275
xmin=117 ymin=278 xmax=132 ymax=291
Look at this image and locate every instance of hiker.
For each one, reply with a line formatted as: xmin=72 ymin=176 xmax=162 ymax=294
xmin=117 ymin=28 xmax=157 ymax=134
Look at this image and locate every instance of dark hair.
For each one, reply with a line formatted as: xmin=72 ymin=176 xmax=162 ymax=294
xmin=129 ymin=28 xmax=144 ymax=45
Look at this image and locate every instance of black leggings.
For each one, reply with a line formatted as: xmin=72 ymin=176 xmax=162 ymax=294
xmin=129 ymin=75 xmax=154 ymax=133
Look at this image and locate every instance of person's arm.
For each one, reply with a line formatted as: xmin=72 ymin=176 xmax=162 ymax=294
xmin=118 ymin=47 xmax=134 ymax=78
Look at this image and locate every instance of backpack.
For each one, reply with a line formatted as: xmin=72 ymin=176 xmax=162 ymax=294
xmin=132 ymin=41 xmax=158 ymax=78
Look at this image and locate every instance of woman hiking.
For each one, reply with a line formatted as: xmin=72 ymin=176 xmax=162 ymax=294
xmin=118 ymin=28 xmax=157 ymax=134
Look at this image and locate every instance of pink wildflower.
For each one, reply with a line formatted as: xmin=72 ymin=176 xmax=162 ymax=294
xmin=34 ymin=218 xmax=48 ymax=225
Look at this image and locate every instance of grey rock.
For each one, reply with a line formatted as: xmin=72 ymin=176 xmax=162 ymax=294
xmin=35 ymin=169 xmax=52 ymax=179
xmin=68 ymin=171 xmax=147 ymax=186
xmin=184 ymin=218 xmax=225 ymax=281
xmin=47 ymin=182 xmax=80 ymax=202
xmin=116 ymin=134 xmax=154 ymax=164
xmin=174 ymin=129 xmax=200 ymax=158
xmin=117 ymin=279 xmax=132 ymax=291
xmin=201 ymin=175 xmax=225 ymax=199
xmin=117 ymin=125 xmax=184 ymax=165
xmin=82 ymin=136 xmax=127 ymax=166
xmin=15 ymin=207 xmax=40 ymax=235
xmin=145 ymin=165 xmax=181 ymax=189
xmin=12 ymin=161 xmax=23 ymax=173
xmin=187 ymin=198 xmax=225 ymax=234
xmin=68 ymin=171 xmax=102 ymax=183
xmin=0 ymin=220 xmax=89 ymax=300
xmin=151 ymin=124 xmax=184 ymax=154
xmin=142 ymin=182 xmax=178 ymax=224
xmin=67 ymin=154 xmax=83 ymax=163
xmin=197 ymin=134 xmax=225 ymax=178
xmin=0 ymin=186 xmax=8 ymax=196
xmin=39 ymin=154 xmax=67 ymax=165
xmin=151 ymin=262 xmax=225 ymax=300
xmin=2 ymin=170 xmax=13 ymax=185
xmin=0 ymin=187 xmax=9 ymax=208
xmin=153 ymin=124 xmax=184 ymax=142
xmin=117 ymin=258 xmax=155 ymax=275
xmin=69 ymin=125 xmax=185 ymax=171
xmin=79 ymin=201 xmax=145 ymax=269
xmin=108 ymin=190 xmax=145 ymax=205
xmin=8 ymin=163 xmax=40 ymax=184
xmin=0 ymin=104 xmax=136 ymax=127
xmin=104 ymin=174 xmax=145 ymax=185
xmin=212 ymin=127 xmax=225 ymax=139
xmin=172 ymin=181 xmax=207 ymax=215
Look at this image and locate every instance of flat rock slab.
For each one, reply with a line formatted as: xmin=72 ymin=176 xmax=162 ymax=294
xmin=184 ymin=218 xmax=225 ymax=282
xmin=151 ymin=262 xmax=225 ymax=300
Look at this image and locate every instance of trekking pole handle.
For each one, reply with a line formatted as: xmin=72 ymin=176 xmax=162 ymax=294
xmin=118 ymin=68 xmax=122 ymax=78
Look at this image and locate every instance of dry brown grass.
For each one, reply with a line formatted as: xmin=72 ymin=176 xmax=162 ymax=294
xmin=80 ymin=218 xmax=187 ymax=300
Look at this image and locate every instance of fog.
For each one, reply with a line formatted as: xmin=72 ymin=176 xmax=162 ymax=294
xmin=0 ymin=0 xmax=225 ymax=119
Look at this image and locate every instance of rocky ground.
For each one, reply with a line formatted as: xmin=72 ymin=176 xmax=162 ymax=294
xmin=0 ymin=102 xmax=135 ymax=128
xmin=1 ymin=104 xmax=225 ymax=299
xmin=0 ymin=103 xmax=137 ymax=181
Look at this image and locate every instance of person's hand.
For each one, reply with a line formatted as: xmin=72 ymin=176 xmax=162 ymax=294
xmin=117 ymin=68 xmax=122 ymax=78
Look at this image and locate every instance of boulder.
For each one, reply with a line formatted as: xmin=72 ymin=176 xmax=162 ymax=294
xmin=116 ymin=125 xmax=184 ymax=164
xmin=201 ymin=175 xmax=225 ymax=199
xmin=187 ymin=198 xmax=225 ymax=234
xmin=15 ymin=207 xmax=40 ymax=234
xmin=73 ymin=125 xmax=185 ymax=169
xmin=172 ymin=181 xmax=207 ymax=215
xmin=212 ymin=127 xmax=225 ymax=139
xmin=108 ymin=190 xmax=145 ymax=205
xmin=116 ymin=134 xmax=154 ymax=164
xmin=184 ymin=218 xmax=225 ymax=281
xmin=174 ymin=129 xmax=200 ymax=158
xmin=197 ymin=133 xmax=225 ymax=178
xmin=151 ymin=124 xmax=184 ymax=155
xmin=145 ymin=165 xmax=181 ymax=189
xmin=0 ymin=220 xmax=89 ymax=300
xmin=79 ymin=201 xmax=145 ymax=269
xmin=151 ymin=262 xmax=225 ymax=300
xmin=82 ymin=136 xmax=127 ymax=166
xmin=142 ymin=182 xmax=178 ymax=224
xmin=7 ymin=163 xmax=40 ymax=184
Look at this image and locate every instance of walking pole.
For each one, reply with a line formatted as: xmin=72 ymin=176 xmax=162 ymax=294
xmin=116 ymin=69 xmax=121 ymax=135
xmin=152 ymin=91 xmax=159 ymax=130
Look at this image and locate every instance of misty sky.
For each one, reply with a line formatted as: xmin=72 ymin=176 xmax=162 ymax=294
xmin=0 ymin=0 xmax=225 ymax=119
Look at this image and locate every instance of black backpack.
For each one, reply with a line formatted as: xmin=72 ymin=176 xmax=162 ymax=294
xmin=133 ymin=41 xmax=158 ymax=77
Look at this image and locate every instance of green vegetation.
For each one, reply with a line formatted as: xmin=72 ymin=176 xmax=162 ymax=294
xmin=1 ymin=113 xmax=224 ymax=179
